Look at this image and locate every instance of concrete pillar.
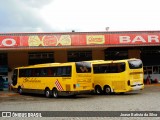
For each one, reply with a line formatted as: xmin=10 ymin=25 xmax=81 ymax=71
xmin=128 ymin=49 xmax=140 ymax=59
xmin=54 ymin=50 xmax=67 ymax=62
xmin=92 ymin=50 xmax=104 ymax=60
xmin=8 ymin=52 xmax=28 ymax=82
xmin=8 ymin=52 xmax=28 ymax=69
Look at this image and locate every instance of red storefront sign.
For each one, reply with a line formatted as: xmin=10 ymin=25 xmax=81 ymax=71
xmin=110 ymin=33 xmax=160 ymax=44
xmin=0 ymin=36 xmax=20 ymax=47
xmin=20 ymin=35 xmax=72 ymax=46
xmin=0 ymin=32 xmax=160 ymax=48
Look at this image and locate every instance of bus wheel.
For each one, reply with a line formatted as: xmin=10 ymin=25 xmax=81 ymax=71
xmin=52 ymin=88 xmax=58 ymax=98
xmin=120 ymin=92 xmax=124 ymax=95
xmin=95 ymin=86 xmax=102 ymax=94
xmin=104 ymin=86 xmax=111 ymax=95
xmin=45 ymin=88 xmax=51 ymax=98
xmin=18 ymin=87 xmax=23 ymax=95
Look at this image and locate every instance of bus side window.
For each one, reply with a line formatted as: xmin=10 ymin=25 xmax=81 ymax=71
xmin=35 ymin=69 xmax=40 ymax=77
xmin=119 ymin=63 xmax=125 ymax=72
xmin=62 ymin=67 xmax=67 ymax=76
xmin=110 ymin=64 xmax=118 ymax=73
xmin=101 ymin=66 xmax=106 ymax=73
xmin=40 ymin=68 xmax=48 ymax=76
xmin=104 ymin=65 xmax=110 ymax=73
xmin=65 ymin=66 xmax=71 ymax=76
xmin=53 ymin=68 xmax=57 ymax=76
xmin=93 ymin=65 xmax=100 ymax=73
xmin=19 ymin=69 xmax=25 ymax=77
xmin=25 ymin=69 xmax=31 ymax=77
xmin=56 ymin=67 xmax=62 ymax=76
xmin=100 ymin=65 xmax=109 ymax=73
xmin=31 ymin=69 xmax=36 ymax=77
xmin=54 ymin=67 xmax=71 ymax=77
xmin=49 ymin=67 xmax=57 ymax=77
xmin=59 ymin=67 xmax=71 ymax=77
xmin=48 ymin=68 xmax=52 ymax=76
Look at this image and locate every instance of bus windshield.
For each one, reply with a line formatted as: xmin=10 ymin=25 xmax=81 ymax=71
xmin=128 ymin=60 xmax=142 ymax=69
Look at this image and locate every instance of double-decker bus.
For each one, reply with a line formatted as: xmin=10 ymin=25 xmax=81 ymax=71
xmin=11 ymin=62 xmax=94 ymax=98
xmin=90 ymin=58 xmax=144 ymax=94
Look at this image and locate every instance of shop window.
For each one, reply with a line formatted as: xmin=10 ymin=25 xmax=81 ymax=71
xmin=68 ymin=51 xmax=92 ymax=62
xmin=0 ymin=53 xmax=8 ymax=76
xmin=141 ymin=47 xmax=160 ymax=66
xmin=105 ymin=50 xmax=128 ymax=60
xmin=153 ymin=66 xmax=159 ymax=74
xmin=0 ymin=53 xmax=7 ymax=65
xmin=28 ymin=52 xmax=54 ymax=65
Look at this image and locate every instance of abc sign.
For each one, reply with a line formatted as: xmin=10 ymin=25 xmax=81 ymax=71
xmin=1 ymin=38 xmax=16 ymax=46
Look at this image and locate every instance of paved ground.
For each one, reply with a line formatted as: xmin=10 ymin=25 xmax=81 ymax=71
xmin=0 ymin=84 xmax=160 ymax=120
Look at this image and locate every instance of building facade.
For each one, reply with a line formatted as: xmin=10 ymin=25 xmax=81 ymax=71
xmin=0 ymin=31 xmax=160 ymax=83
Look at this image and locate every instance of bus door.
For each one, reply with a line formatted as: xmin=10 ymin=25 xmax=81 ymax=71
xmin=75 ymin=62 xmax=92 ymax=90
xmin=12 ymin=69 xmax=18 ymax=86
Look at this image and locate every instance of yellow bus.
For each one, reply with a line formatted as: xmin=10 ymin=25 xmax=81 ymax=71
xmin=90 ymin=58 xmax=144 ymax=94
xmin=11 ymin=62 xmax=94 ymax=98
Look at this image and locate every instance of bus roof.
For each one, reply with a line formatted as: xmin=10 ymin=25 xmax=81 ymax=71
xmin=15 ymin=62 xmax=71 ymax=69
xmin=87 ymin=58 xmax=141 ymax=64
xmin=15 ymin=61 xmax=91 ymax=69
xmin=111 ymin=58 xmax=141 ymax=63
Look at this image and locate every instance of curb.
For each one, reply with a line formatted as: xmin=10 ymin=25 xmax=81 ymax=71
xmin=0 ymin=91 xmax=19 ymax=97
xmin=144 ymin=84 xmax=160 ymax=87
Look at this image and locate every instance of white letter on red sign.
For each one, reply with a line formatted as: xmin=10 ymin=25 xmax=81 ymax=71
xmin=2 ymin=38 xmax=16 ymax=46
xmin=119 ymin=36 xmax=131 ymax=43
xmin=148 ymin=35 xmax=159 ymax=43
xmin=132 ymin=36 xmax=146 ymax=43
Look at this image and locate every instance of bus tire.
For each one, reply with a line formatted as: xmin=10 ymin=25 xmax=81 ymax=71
xmin=95 ymin=86 xmax=102 ymax=94
xmin=71 ymin=94 xmax=77 ymax=97
xmin=104 ymin=86 xmax=111 ymax=95
xmin=52 ymin=88 xmax=58 ymax=98
xmin=120 ymin=92 xmax=124 ymax=95
xmin=18 ymin=86 xmax=23 ymax=95
xmin=45 ymin=88 xmax=51 ymax=98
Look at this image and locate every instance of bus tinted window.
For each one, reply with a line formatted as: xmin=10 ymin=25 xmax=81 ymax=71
xmin=19 ymin=69 xmax=31 ymax=77
xmin=93 ymin=62 xmax=125 ymax=73
xmin=19 ymin=66 xmax=72 ymax=77
xmin=128 ymin=60 xmax=142 ymax=69
xmin=76 ymin=62 xmax=91 ymax=73
xmin=56 ymin=66 xmax=71 ymax=77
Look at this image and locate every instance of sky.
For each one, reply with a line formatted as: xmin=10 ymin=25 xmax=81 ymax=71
xmin=0 ymin=0 xmax=160 ymax=33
